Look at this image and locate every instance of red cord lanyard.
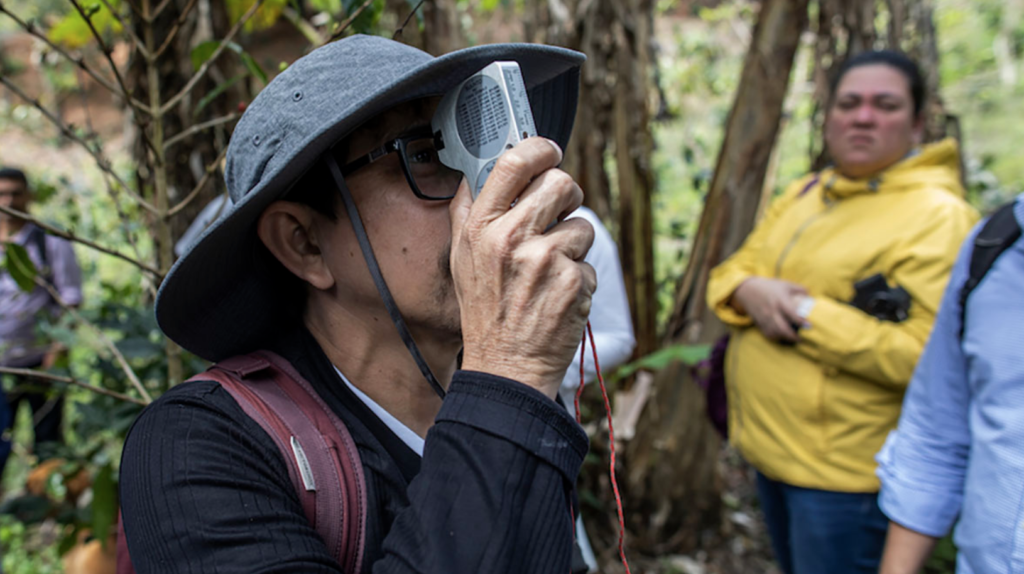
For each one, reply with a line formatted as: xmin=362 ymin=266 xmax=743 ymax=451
xmin=574 ymin=321 xmax=632 ymax=574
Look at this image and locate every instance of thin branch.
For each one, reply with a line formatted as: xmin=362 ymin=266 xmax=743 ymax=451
xmin=95 ymin=0 xmax=151 ymax=60
xmin=161 ymin=0 xmax=265 ymax=114
xmin=0 ymin=367 xmax=148 ymax=406
xmin=0 ymin=76 xmax=160 ymax=213
xmin=35 ymin=279 xmax=154 ymax=404
xmin=392 ymin=0 xmax=426 ymax=41
xmin=153 ymin=0 xmax=200 ymax=59
xmin=67 ymin=0 xmax=161 ymax=160
xmin=123 ymin=0 xmax=144 ymax=19
xmin=0 ymin=205 xmax=162 ymax=278
xmin=99 ymin=169 xmax=150 ymax=272
xmin=74 ymin=68 xmax=98 ymax=142
xmin=72 ymin=68 xmax=148 ymax=278
xmin=0 ymin=4 xmax=153 ymax=114
xmin=168 ymin=146 xmax=228 ymax=216
xmin=151 ymin=0 xmax=177 ymax=21
xmin=283 ymin=6 xmax=326 ymax=46
xmin=332 ymin=0 xmax=377 ymax=42
xmin=163 ymin=113 xmax=239 ymax=151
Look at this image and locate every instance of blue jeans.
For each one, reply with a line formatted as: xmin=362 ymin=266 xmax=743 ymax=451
xmin=756 ymin=472 xmax=888 ymax=574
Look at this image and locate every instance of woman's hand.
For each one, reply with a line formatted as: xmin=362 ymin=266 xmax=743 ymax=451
xmin=731 ymin=277 xmax=809 ymax=343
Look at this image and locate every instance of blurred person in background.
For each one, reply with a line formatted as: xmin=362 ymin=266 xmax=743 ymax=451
xmin=0 ymin=167 xmax=82 ymax=475
xmin=876 ymin=194 xmax=1024 ymax=574
xmin=705 ymin=51 xmax=978 ymax=574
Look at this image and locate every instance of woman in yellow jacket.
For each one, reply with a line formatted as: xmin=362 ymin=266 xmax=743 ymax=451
xmin=707 ymin=51 xmax=978 ymax=574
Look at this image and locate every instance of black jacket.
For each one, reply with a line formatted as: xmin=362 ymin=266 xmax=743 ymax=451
xmin=119 ymin=327 xmax=589 ymax=573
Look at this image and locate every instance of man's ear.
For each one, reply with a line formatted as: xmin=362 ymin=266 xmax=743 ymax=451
xmin=257 ymin=201 xmax=335 ymax=290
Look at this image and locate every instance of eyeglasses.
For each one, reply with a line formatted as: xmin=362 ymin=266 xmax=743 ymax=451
xmin=340 ymin=127 xmax=463 ymax=201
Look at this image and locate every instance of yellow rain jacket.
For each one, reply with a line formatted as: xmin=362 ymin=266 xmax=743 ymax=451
xmin=707 ymin=139 xmax=979 ymax=492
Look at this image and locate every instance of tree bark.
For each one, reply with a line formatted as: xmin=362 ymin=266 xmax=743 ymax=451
xmin=612 ymin=0 xmax=658 ymax=365
xmin=421 ymin=0 xmax=464 ymax=55
xmin=623 ymin=0 xmax=809 ymax=553
xmin=127 ymin=0 xmax=241 ymax=247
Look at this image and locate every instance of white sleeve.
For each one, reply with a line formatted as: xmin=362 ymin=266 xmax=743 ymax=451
xmin=559 ymin=208 xmax=636 ymax=411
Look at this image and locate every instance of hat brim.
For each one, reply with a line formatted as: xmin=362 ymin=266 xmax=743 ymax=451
xmin=156 ymin=42 xmax=584 ymax=362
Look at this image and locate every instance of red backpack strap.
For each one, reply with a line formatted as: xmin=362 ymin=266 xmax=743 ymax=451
xmin=116 ymin=511 xmax=134 ymax=574
xmin=197 ymin=351 xmax=367 ymax=573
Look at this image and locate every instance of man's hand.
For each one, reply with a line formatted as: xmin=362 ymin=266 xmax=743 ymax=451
xmin=731 ymin=277 xmax=808 ymax=343
xmin=450 ymin=137 xmax=597 ymax=399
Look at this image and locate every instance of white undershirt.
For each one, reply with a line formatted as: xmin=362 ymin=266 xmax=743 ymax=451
xmin=333 ymin=366 xmax=425 ymax=457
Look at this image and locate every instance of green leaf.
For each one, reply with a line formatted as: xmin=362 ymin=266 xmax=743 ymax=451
xmin=191 ymin=40 xmax=265 ymax=85
xmin=190 ymin=40 xmax=221 ymax=72
xmin=91 ymin=463 xmax=117 ymax=548
xmin=610 ymin=344 xmax=711 ymax=381
xmin=47 ymin=0 xmax=124 ymax=49
xmin=3 ymin=242 xmax=37 ymax=293
xmin=310 ymin=0 xmax=342 ymax=12
xmin=227 ymin=0 xmax=289 ymax=31
xmin=58 ymin=524 xmax=81 ymax=556
xmin=240 ymin=52 xmax=268 ymax=86
xmin=194 ymin=74 xmax=246 ymax=118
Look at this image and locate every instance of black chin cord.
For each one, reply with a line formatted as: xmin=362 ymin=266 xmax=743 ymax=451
xmin=326 ymin=157 xmax=446 ymax=400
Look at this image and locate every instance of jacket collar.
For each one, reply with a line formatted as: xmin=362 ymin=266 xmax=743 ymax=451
xmin=820 ymin=138 xmax=963 ymax=200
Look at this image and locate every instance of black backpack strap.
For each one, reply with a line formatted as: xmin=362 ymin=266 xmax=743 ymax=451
xmin=959 ymin=201 xmax=1021 ymax=338
xmin=26 ymin=225 xmax=51 ymax=279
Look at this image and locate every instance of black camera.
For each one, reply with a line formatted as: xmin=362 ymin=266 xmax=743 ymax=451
xmin=850 ymin=274 xmax=911 ymax=323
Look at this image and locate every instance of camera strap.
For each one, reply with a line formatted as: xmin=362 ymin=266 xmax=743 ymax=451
xmin=326 ymin=156 xmax=446 ymax=400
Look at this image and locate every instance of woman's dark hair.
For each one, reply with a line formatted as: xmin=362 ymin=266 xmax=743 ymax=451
xmin=830 ymin=50 xmax=925 ymax=117
xmin=0 ymin=167 xmax=29 ymax=189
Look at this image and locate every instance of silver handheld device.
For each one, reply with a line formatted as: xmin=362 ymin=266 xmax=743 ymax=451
xmin=432 ymin=61 xmax=538 ymax=199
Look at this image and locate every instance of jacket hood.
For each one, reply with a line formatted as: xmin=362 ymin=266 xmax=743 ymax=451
xmin=821 ymin=138 xmax=963 ymax=199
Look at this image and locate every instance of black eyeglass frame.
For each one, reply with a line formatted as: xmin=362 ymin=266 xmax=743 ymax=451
xmin=338 ymin=127 xmax=457 ymax=201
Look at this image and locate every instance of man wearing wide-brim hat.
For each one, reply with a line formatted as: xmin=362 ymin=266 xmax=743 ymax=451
xmin=119 ymin=34 xmax=597 ymax=573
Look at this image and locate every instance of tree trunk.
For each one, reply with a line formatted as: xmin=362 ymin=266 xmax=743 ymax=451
xmin=128 ymin=0 xmax=241 ymax=247
xmin=421 ymin=0 xmax=464 ymax=55
xmin=623 ymin=0 xmax=809 ymax=554
xmin=533 ymin=0 xmax=656 ymax=364
xmin=612 ymin=0 xmax=658 ymax=365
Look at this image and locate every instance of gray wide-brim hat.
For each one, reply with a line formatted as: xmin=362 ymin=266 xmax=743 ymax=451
xmin=156 ymin=34 xmax=586 ymax=362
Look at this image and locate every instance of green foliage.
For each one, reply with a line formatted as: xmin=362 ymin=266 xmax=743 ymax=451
xmin=607 ymin=344 xmax=711 ymax=385
xmin=936 ymin=0 xmax=1024 ymax=197
xmin=0 ymin=515 xmax=62 ymax=574
xmin=191 ymin=41 xmax=267 ymax=83
xmin=651 ymin=8 xmax=750 ymax=325
xmin=228 ymin=0 xmax=290 ymax=32
xmin=310 ymin=0 xmax=344 ymax=13
xmin=47 ymin=0 xmax=123 ymax=49
xmin=924 ymin=535 xmax=958 ymax=573
xmin=90 ymin=463 xmax=116 ymax=547
xmin=2 ymin=242 xmax=37 ymax=293
xmin=341 ymin=0 xmax=385 ymax=36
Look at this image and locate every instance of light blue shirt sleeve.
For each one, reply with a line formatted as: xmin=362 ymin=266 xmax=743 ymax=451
xmin=876 ymin=224 xmax=977 ymax=537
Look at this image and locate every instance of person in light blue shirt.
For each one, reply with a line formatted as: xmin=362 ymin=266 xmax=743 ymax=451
xmin=876 ymin=194 xmax=1024 ymax=574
